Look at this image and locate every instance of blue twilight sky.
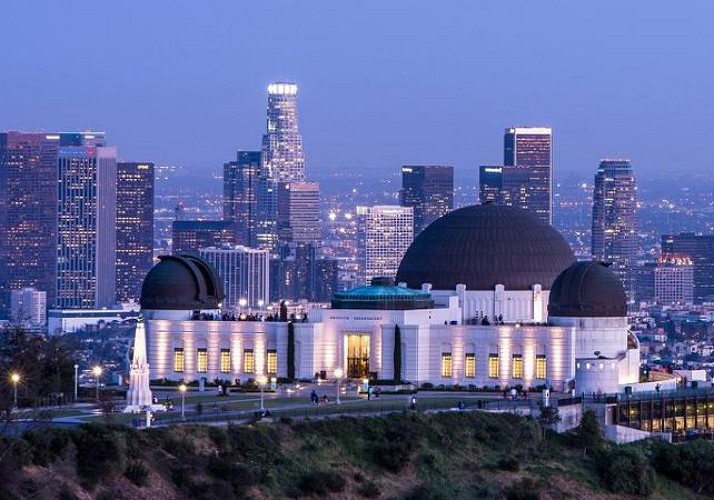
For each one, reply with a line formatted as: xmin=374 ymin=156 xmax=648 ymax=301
xmin=1 ymin=1 xmax=712 ymax=179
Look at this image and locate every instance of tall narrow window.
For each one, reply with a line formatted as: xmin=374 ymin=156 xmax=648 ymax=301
xmin=267 ymin=349 xmax=278 ymax=374
xmin=441 ymin=352 xmax=453 ymax=378
xmin=512 ymin=354 xmax=523 ymax=379
xmin=197 ymin=348 xmax=208 ymax=373
xmin=536 ymin=355 xmax=547 ymax=379
xmin=220 ymin=349 xmax=231 ymax=373
xmin=488 ymin=354 xmax=499 ymax=379
xmin=243 ymin=349 xmax=255 ymax=374
xmin=173 ymin=348 xmax=184 ymax=373
xmin=465 ymin=353 xmax=476 ymax=378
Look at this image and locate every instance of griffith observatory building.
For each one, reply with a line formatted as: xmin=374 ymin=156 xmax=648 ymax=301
xmin=137 ymin=204 xmax=640 ymax=396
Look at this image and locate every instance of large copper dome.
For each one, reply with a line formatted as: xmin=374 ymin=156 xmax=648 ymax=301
xmin=396 ymin=204 xmax=575 ymax=291
xmin=140 ymin=255 xmax=224 ymax=310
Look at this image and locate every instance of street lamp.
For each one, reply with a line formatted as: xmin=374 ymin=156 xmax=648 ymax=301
xmin=73 ymin=364 xmax=79 ymax=403
xmin=92 ymin=365 xmax=102 ymax=400
xmin=257 ymin=375 xmax=267 ymax=411
xmin=179 ymin=383 xmax=187 ymax=421
xmin=239 ymin=298 xmax=247 ymax=319
xmin=334 ymin=368 xmax=343 ymax=405
xmin=10 ymin=373 xmax=20 ymax=409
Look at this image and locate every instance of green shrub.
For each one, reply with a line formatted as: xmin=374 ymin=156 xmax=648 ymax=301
xmin=595 ymin=447 xmax=654 ymax=496
xmin=124 ymin=461 xmax=150 ymax=487
xmin=73 ymin=424 xmax=126 ymax=488
xmin=497 ymin=455 xmax=520 ymax=472
xmin=298 ymin=470 xmax=346 ymax=495
xmin=25 ymin=428 xmax=74 ymax=466
xmin=357 ymin=480 xmax=381 ymax=498
xmin=502 ymin=477 xmax=542 ymax=500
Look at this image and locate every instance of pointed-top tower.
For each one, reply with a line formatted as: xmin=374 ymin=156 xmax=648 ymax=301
xmin=124 ymin=317 xmax=155 ymax=412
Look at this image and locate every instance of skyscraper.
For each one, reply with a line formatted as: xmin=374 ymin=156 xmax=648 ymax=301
xmin=56 ymin=143 xmax=118 ymax=309
xmin=503 ymin=127 xmax=553 ymax=224
xmin=0 ymin=132 xmax=60 ymax=317
xmin=661 ymin=233 xmax=714 ymax=304
xmin=261 ymin=82 xmax=305 ymax=182
xmin=271 ymin=242 xmax=339 ymax=302
xmin=116 ymin=162 xmax=155 ymax=303
xmin=172 ymin=220 xmax=236 ymax=257
xmin=356 ymin=206 xmax=414 ymax=285
xmin=200 ymin=245 xmax=270 ymax=311
xmin=277 ymin=181 xmax=320 ymax=244
xmin=591 ymin=159 xmax=637 ymax=306
xmin=400 ymin=165 xmax=454 ymax=235
xmin=478 ymin=164 xmax=550 ymax=220
xmin=223 ymin=151 xmax=261 ymax=247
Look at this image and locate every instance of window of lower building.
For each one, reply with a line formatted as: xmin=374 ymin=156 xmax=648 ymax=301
xmin=441 ymin=352 xmax=453 ymax=378
xmin=536 ymin=355 xmax=547 ymax=379
xmin=267 ymin=349 xmax=277 ymax=374
xmin=173 ymin=348 xmax=184 ymax=373
xmin=465 ymin=353 xmax=476 ymax=378
xmin=220 ymin=349 xmax=230 ymax=373
xmin=243 ymin=349 xmax=255 ymax=374
xmin=512 ymin=354 xmax=523 ymax=379
xmin=197 ymin=348 xmax=208 ymax=373
xmin=488 ymin=354 xmax=499 ymax=379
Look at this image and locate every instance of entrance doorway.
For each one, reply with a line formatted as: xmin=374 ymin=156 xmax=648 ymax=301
xmin=346 ymin=334 xmax=370 ymax=378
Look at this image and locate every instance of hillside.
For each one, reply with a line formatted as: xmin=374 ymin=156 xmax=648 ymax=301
xmin=0 ymin=411 xmax=711 ymax=499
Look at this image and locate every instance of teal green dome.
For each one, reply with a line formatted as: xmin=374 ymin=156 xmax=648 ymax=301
xmin=331 ymin=277 xmax=434 ymax=310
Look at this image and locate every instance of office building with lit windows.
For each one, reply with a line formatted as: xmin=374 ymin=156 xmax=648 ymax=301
xmin=502 ymin=126 xmax=553 ymax=224
xmin=661 ymin=233 xmax=714 ymax=304
xmin=356 ymin=205 xmax=414 ymax=285
xmin=654 ymin=254 xmax=694 ymax=305
xmin=172 ymin=220 xmax=236 ymax=256
xmin=400 ymin=165 xmax=454 ymax=235
xmin=199 ymin=245 xmax=270 ymax=311
xmin=277 ymin=181 xmax=320 ymax=244
xmin=223 ymin=151 xmax=261 ymax=247
xmin=261 ymin=82 xmax=305 ymax=183
xmin=138 ymin=204 xmax=640 ymax=397
xmin=591 ymin=159 xmax=637 ymax=306
xmin=116 ymin=162 xmax=155 ymax=303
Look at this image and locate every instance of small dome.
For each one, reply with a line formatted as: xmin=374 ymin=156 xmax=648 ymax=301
xmin=396 ymin=204 xmax=576 ymax=291
xmin=140 ymin=255 xmax=224 ymax=310
xmin=331 ymin=277 xmax=434 ymax=310
xmin=548 ymin=261 xmax=626 ymax=318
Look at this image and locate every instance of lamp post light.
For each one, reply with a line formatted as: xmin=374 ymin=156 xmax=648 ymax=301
xmin=92 ymin=365 xmax=102 ymax=400
xmin=257 ymin=375 xmax=267 ymax=411
xmin=10 ymin=373 xmax=20 ymax=409
xmin=334 ymin=368 xmax=343 ymax=405
xmin=239 ymin=298 xmax=247 ymax=319
xmin=73 ymin=364 xmax=79 ymax=403
xmin=179 ymin=383 xmax=187 ymax=421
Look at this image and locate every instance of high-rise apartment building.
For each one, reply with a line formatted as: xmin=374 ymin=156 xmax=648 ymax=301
xmin=0 ymin=132 xmax=60 ymax=317
xmin=654 ymin=254 xmax=694 ymax=305
xmin=56 ymin=144 xmax=118 ymax=309
xmin=400 ymin=165 xmax=454 ymax=235
xmin=261 ymin=82 xmax=305 ymax=182
xmin=356 ymin=206 xmax=414 ymax=285
xmin=116 ymin=162 xmax=155 ymax=303
xmin=172 ymin=220 xmax=237 ymax=257
xmin=661 ymin=233 xmax=714 ymax=304
xmin=200 ymin=245 xmax=270 ymax=311
xmin=277 ymin=181 xmax=320 ymax=244
xmin=591 ymin=159 xmax=637 ymax=306
xmin=502 ymin=127 xmax=553 ymax=224
xmin=224 ymin=151 xmax=260 ymax=247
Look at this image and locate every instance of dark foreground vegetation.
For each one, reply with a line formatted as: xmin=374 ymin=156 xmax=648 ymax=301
xmin=0 ymin=410 xmax=712 ymax=499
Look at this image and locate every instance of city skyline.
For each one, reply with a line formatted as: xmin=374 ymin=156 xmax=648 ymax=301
xmin=1 ymin=2 xmax=713 ymax=178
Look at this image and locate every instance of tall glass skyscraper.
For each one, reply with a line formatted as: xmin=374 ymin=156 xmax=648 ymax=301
xmin=503 ymin=127 xmax=553 ymax=224
xmin=261 ymin=82 xmax=305 ymax=182
xmin=400 ymin=165 xmax=454 ymax=235
xmin=223 ymin=151 xmax=261 ymax=247
xmin=591 ymin=159 xmax=637 ymax=306
xmin=356 ymin=206 xmax=414 ymax=285
xmin=116 ymin=162 xmax=155 ymax=303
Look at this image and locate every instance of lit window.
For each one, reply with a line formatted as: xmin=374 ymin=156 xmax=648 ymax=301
xmin=173 ymin=348 xmax=184 ymax=373
xmin=197 ymin=348 xmax=208 ymax=373
xmin=535 ymin=355 xmax=547 ymax=379
xmin=220 ymin=349 xmax=230 ymax=373
xmin=267 ymin=349 xmax=278 ymax=374
xmin=243 ymin=349 xmax=255 ymax=374
xmin=465 ymin=353 xmax=476 ymax=378
xmin=512 ymin=354 xmax=523 ymax=379
xmin=441 ymin=352 xmax=453 ymax=378
xmin=488 ymin=354 xmax=499 ymax=379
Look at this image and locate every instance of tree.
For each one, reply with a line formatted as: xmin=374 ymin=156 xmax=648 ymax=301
xmin=393 ymin=324 xmax=402 ymax=382
xmin=572 ymin=410 xmax=603 ymax=456
xmin=536 ymin=401 xmax=561 ymax=441
xmin=287 ymin=321 xmax=295 ymax=380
